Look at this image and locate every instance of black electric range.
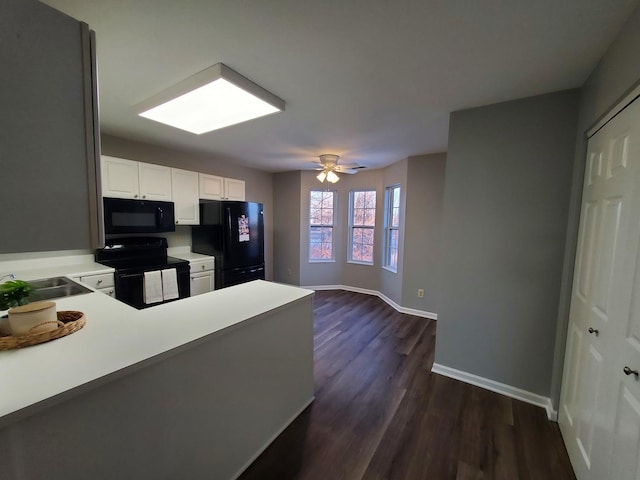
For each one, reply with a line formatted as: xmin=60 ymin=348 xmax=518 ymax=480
xmin=95 ymin=237 xmax=190 ymax=309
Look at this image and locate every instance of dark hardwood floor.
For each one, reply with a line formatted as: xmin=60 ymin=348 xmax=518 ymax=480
xmin=238 ymin=290 xmax=576 ymax=480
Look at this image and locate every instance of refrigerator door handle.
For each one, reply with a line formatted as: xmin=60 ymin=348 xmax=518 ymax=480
xmin=226 ymin=208 xmax=232 ymax=236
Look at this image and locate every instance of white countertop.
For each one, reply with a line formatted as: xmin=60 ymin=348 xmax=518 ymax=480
xmin=0 ymin=280 xmax=313 ymax=425
xmin=0 ymin=253 xmax=114 ymax=281
xmin=167 ymin=246 xmax=215 ymax=262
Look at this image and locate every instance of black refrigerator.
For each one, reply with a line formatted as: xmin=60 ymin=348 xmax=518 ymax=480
xmin=191 ymin=200 xmax=265 ymax=289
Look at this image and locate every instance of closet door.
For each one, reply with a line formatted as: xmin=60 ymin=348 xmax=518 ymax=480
xmin=559 ymin=98 xmax=640 ymax=480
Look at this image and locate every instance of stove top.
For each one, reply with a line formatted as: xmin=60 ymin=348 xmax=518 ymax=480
xmin=98 ymin=256 xmax=189 ymax=274
xmin=95 ymin=237 xmax=189 ymax=274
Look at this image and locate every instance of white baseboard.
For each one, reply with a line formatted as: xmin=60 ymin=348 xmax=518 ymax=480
xmin=230 ymin=396 xmax=315 ymax=480
xmin=303 ymin=284 xmax=438 ymax=320
xmin=431 ymin=363 xmax=558 ymax=421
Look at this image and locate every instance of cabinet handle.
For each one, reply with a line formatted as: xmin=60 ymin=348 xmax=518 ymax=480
xmin=97 ymin=279 xmax=103 ymax=285
xmin=134 ymin=194 xmax=139 ymax=198
xmin=201 ymin=265 xmax=205 ymax=270
xmin=142 ymin=195 xmax=146 ymax=199
xmin=623 ymin=366 xmax=639 ymax=377
xmin=588 ymin=327 xmax=599 ymax=336
xmin=176 ymin=220 xmax=179 ymax=224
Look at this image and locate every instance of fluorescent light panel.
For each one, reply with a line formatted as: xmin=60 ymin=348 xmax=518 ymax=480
xmin=136 ymin=63 xmax=285 ymax=134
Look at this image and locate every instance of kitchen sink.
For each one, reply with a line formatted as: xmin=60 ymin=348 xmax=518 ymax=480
xmin=27 ymin=276 xmax=93 ymax=302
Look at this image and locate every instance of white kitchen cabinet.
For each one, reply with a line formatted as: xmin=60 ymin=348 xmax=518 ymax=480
xmin=190 ymin=272 xmax=214 ymax=296
xmin=72 ymin=272 xmax=115 ymax=297
xmin=224 ymin=177 xmax=245 ymax=200
xmin=138 ymin=163 xmax=172 ymax=201
xmin=171 ymin=168 xmax=200 ymax=225
xmin=199 ymin=173 xmax=245 ymax=201
xmin=189 ymin=258 xmax=215 ymax=296
xmin=101 ymin=156 xmax=140 ymax=199
xmin=101 ymin=156 xmax=172 ymax=201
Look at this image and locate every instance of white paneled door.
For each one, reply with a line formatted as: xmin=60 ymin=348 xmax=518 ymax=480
xmin=560 ymin=97 xmax=640 ymax=480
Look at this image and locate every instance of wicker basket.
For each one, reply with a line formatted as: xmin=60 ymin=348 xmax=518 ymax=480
xmin=0 ymin=311 xmax=86 ymax=351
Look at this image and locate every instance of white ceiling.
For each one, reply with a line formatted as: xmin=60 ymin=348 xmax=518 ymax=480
xmin=42 ymin=0 xmax=639 ymax=172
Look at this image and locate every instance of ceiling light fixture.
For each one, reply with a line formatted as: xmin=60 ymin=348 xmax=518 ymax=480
xmin=135 ymin=63 xmax=285 ymax=134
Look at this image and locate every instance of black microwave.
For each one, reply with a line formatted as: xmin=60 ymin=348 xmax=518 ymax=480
xmin=103 ymin=198 xmax=175 ymax=234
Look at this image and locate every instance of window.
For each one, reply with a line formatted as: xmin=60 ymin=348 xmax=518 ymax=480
xmin=383 ymin=185 xmax=401 ymax=271
xmin=309 ymin=190 xmax=335 ymax=261
xmin=348 ymin=190 xmax=376 ymax=264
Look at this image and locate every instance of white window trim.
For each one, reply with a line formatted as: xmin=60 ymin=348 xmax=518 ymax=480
xmin=383 ymin=185 xmax=401 ymax=273
xmin=308 ymin=189 xmax=336 ymax=263
xmin=348 ymin=189 xmax=376 ymax=266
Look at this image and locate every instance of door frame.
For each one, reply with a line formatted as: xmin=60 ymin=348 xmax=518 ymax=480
xmin=553 ymin=81 xmax=640 ymax=415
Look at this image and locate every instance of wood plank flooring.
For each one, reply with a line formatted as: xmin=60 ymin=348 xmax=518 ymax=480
xmin=238 ymin=290 xmax=575 ymax=480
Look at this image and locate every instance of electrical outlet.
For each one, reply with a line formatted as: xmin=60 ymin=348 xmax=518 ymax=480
xmin=417 ymin=288 xmax=424 ymax=298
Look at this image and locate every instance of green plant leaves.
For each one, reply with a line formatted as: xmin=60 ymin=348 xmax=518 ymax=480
xmin=0 ymin=280 xmax=34 ymax=311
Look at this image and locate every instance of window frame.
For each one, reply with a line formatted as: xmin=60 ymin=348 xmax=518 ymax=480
xmin=383 ymin=184 xmax=401 ymax=273
xmin=347 ymin=189 xmax=377 ymax=265
xmin=308 ymin=189 xmax=336 ymax=263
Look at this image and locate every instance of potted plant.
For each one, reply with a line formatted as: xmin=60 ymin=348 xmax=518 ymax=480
xmin=0 ymin=279 xmax=34 ymax=311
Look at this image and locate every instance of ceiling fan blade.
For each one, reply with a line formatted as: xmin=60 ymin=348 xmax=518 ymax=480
xmin=338 ymin=162 xmax=360 ymax=169
xmin=335 ymin=167 xmax=359 ymax=174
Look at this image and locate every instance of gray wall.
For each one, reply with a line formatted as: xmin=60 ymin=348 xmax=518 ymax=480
xmin=273 ymin=171 xmax=301 ymax=285
xmin=276 ymin=157 xmax=445 ymax=315
xmin=550 ymin=4 xmax=640 ymax=406
xmin=435 ymin=90 xmax=580 ymax=397
xmin=101 ymin=134 xmax=275 ymax=280
xmin=298 ymin=169 xmax=383 ymax=289
xmin=1 ymin=0 xmax=94 ymax=253
xmin=401 ymin=154 xmax=446 ymax=312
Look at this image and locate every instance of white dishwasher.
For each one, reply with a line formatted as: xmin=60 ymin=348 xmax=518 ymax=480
xmin=188 ymin=257 xmax=215 ymax=296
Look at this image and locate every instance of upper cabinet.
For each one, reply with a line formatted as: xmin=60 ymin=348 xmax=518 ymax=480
xmin=101 ymin=156 xmax=171 ymax=201
xmin=171 ymin=168 xmax=200 ymax=225
xmin=199 ymin=173 xmax=245 ymax=201
xmin=1 ymin=3 xmax=101 ymax=253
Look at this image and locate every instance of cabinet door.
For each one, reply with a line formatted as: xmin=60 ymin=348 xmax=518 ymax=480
xmin=199 ymin=173 xmax=224 ymax=200
xmin=224 ymin=178 xmax=245 ymax=200
xmin=101 ymin=156 xmax=140 ymax=199
xmin=171 ymin=168 xmax=200 ymax=225
xmin=138 ymin=163 xmax=172 ymax=201
xmin=190 ymin=272 xmax=214 ymax=296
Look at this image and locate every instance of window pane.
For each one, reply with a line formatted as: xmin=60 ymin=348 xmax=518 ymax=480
xmin=392 ymin=187 xmax=400 ymax=208
xmin=310 ymin=208 xmax=322 ymax=225
xmin=310 ymin=191 xmax=323 ymax=208
xmin=353 ymin=208 xmax=364 ymax=225
xmin=362 ymin=244 xmax=374 ymax=262
xmin=391 ymin=207 xmax=399 ymax=227
xmin=364 ymin=191 xmax=376 ymax=208
xmin=321 ymin=208 xmax=333 ymax=225
xmin=321 ymin=193 xmax=333 ymax=208
xmin=362 ymin=228 xmax=374 ymax=244
xmin=321 ymin=227 xmax=333 ymax=243
xmin=391 ymin=229 xmax=399 ymax=249
xmin=353 ymin=228 xmax=363 ymax=244
xmin=351 ymin=243 xmax=362 ymax=261
xmin=321 ymin=243 xmax=333 ymax=258
xmin=364 ymin=208 xmax=375 ymax=226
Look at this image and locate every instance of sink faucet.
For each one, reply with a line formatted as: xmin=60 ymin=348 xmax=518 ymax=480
xmin=0 ymin=273 xmax=16 ymax=282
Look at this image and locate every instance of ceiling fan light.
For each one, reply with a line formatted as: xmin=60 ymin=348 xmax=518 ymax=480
xmin=326 ymin=170 xmax=340 ymax=183
xmin=316 ymin=171 xmax=327 ymax=183
xmin=135 ymin=63 xmax=285 ymax=134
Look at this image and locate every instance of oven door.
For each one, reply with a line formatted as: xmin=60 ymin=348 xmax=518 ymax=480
xmin=104 ymin=198 xmax=175 ymax=234
xmin=115 ymin=266 xmax=190 ymax=309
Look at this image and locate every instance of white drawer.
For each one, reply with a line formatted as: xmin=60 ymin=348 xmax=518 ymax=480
xmin=79 ymin=273 xmax=114 ymax=289
xmin=189 ymin=258 xmax=214 ymax=273
xmin=98 ymin=286 xmax=116 ymax=297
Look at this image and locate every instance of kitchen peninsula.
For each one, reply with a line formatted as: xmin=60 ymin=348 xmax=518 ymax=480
xmin=0 ymin=279 xmax=314 ymax=480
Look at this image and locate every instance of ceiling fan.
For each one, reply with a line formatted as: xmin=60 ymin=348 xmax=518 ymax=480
xmin=313 ymin=154 xmax=364 ymax=183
